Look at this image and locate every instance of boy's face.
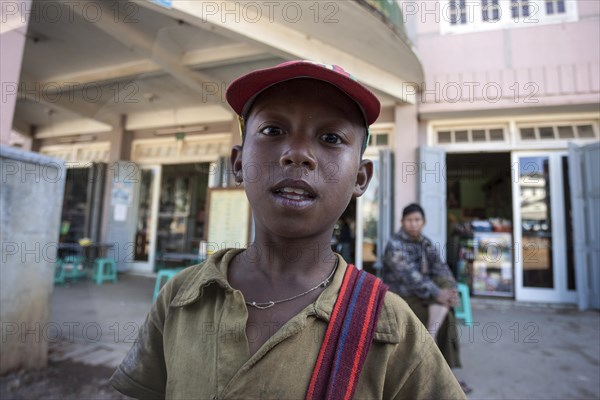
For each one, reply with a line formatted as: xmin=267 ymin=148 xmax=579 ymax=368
xmin=231 ymin=78 xmax=373 ymax=239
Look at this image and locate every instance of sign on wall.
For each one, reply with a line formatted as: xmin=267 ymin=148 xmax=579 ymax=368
xmin=206 ymin=188 xmax=251 ymax=252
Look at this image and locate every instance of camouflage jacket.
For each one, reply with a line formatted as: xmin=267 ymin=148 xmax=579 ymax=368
xmin=383 ymin=229 xmax=456 ymax=301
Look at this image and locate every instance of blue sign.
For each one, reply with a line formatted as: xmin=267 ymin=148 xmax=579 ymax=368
xmin=150 ymin=0 xmax=172 ymax=9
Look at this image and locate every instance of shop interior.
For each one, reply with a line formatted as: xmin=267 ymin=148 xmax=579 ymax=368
xmin=332 ymin=200 xmax=357 ymax=265
xmin=59 ymin=163 xmax=106 ymax=243
xmin=58 ymin=164 xmax=105 ymax=258
xmin=156 ymin=163 xmax=210 ymax=256
xmin=60 ymin=168 xmax=90 ymax=244
xmin=446 ymin=152 xmax=514 ymax=297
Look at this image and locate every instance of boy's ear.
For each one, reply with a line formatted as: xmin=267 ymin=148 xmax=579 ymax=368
xmin=231 ymin=145 xmax=243 ymax=183
xmin=353 ymin=159 xmax=373 ymax=197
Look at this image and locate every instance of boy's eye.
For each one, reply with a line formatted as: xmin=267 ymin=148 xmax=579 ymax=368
xmin=320 ymin=133 xmax=342 ymax=144
xmin=259 ymin=126 xmax=284 ymax=136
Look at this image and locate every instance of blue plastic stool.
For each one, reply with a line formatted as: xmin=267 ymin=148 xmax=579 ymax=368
xmin=153 ymin=268 xmax=183 ymax=301
xmin=93 ymin=258 xmax=118 ymax=285
xmin=454 ymin=283 xmax=473 ymax=325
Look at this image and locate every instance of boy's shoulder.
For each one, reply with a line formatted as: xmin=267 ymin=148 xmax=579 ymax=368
xmin=156 ymin=249 xmax=240 ymax=308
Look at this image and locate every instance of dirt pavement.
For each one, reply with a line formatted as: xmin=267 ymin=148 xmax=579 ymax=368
xmin=1 ymin=273 xmax=599 ymax=399
xmin=0 ymin=359 xmax=129 ymax=400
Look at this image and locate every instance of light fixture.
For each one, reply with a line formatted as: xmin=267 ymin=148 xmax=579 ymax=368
xmin=144 ymin=93 xmax=158 ymax=103
xmin=58 ymin=135 xmax=96 ymax=144
xmin=153 ymin=125 xmax=208 ymax=136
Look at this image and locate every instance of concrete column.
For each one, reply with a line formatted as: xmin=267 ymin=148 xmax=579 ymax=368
xmin=393 ymin=103 xmax=419 ymax=231
xmin=100 ymin=115 xmax=128 ymax=243
xmin=0 ymin=146 xmax=66 ymax=373
xmin=0 ymin=0 xmax=32 ymax=144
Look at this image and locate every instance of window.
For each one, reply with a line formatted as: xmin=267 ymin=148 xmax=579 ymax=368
xmin=545 ymin=0 xmax=566 ymax=15
xmin=449 ymin=0 xmax=467 ymax=25
xmin=438 ymin=131 xmax=452 ymax=143
xmin=511 ymin=0 xmax=530 ymax=18
xmin=539 ymin=126 xmax=555 ymax=139
xmin=441 ymin=0 xmax=577 ymax=35
xmin=375 ymin=134 xmax=389 ymax=146
xmin=455 ymin=130 xmax=469 ymax=142
xmin=489 ymin=129 xmax=505 ymax=141
xmin=557 ymin=126 xmax=574 ymax=139
xmin=435 ymin=126 xmax=508 ymax=144
xmin=472 ymin=129 xmax=486 ymax=141
xmin=518 ymin=122 xmax=599 ymax=141
xmin=482 ymin=0 xmax=500 ymax=22
xmin=520 ymin=127 xmax=536 ymax=140
xmin=577 ymin=125 xmax=595 ymax=138
xmin=367 ymin=130 xmax=392 ymax=148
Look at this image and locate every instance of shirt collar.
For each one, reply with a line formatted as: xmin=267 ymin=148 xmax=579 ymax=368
xmin=170 ymin=248 xmax=241 ymax=307
xmin=169 ymin=248 xmax=399 ymax=343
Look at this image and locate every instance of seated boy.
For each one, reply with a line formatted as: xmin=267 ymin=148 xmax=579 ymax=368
xmin=110 ymin=60 xmax=466 ymax=399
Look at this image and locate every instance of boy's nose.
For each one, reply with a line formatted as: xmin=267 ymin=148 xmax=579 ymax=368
xmin=279 ymin=140 xmax=317 ymax=170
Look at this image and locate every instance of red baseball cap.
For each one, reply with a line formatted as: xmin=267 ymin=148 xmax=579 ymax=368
xmin=226 ymin=60 xmax=381 ymax=125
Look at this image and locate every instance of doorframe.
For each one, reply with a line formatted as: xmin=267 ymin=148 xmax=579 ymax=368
xmin=354 ymin=147 xmax=378 ymax=271
xmin=129 ymin=164 xmax=162 ymax=274
xmin=511 ymin=150 xmax=577 ymax=303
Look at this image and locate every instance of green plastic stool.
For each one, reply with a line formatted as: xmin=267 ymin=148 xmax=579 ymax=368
xmin=93 ymin=258 xmax=118 ymax=285
xmin=54 ymin=259 xmax=66 ymax=285
xmin=454 ymin=283 xmax=473 ymax=325
xmin=62 ymin=255 xmax=87 ymax=281
xmin=153 ymin=268 xmax=183 ymax=301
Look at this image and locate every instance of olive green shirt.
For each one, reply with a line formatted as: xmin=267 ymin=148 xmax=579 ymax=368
xmin=110 ymin=249 xmax=466 ymax=400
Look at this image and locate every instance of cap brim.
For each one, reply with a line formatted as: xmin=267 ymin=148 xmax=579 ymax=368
xmin=226 ymin=62 xmax=381 ymax=125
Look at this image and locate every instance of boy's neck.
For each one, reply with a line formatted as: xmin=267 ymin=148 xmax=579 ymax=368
xmin=241 ymin=234 xmax=337 ymax=277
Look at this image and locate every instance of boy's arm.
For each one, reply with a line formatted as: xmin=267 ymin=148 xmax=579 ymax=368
xmin=110 ymin=289 xmax=169 ymax=399
xmin=383 ymin=239 xmax=440 ymax=300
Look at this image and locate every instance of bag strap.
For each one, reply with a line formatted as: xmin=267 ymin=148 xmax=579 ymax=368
xmin=306 ymin=264 xmax=388 ymax=400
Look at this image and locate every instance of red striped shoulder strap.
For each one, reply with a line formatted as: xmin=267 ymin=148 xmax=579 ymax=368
xmin=306 ymin=264 xmax=388 ymax=400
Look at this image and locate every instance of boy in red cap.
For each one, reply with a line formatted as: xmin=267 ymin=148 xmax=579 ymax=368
xmin=111 ymin=61 xmax=466 ymax=400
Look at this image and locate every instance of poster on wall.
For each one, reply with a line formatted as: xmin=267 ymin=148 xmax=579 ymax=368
xmin=111 ymin=181 xmax=133 ymax=206
xmin=206 ymin=188 xmax=251 ymax=253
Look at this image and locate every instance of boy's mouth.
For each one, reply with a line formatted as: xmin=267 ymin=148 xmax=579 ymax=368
xmin=271 ymin=179 xmax=317 ymax=206
xmin=275 ymin=187 xmax=315 ymax=201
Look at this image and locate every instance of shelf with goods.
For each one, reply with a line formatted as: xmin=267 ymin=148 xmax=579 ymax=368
xmin=456 ymin=237 xmax=476 ymax=286
xmin=471 ymin=231 xmax=513 ymax=297
xmin=455 ymin=226 xmax=514 ymax=297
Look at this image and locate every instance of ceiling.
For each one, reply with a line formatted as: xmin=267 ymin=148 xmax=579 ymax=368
xmin=15 ymin=0 xmax=423 ymax=139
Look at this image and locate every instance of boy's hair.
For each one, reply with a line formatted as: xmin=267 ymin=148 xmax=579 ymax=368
xmin=402 ymin=203 xmax=425 ymax=220
xmin=226 ymin=60 xmax=381 ymax=155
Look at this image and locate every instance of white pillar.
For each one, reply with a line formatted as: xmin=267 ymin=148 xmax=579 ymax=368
xmin=393 ymin=103 xmax=419 ymax=231
xmin=0 ymin=0 xmax=31 ymax=144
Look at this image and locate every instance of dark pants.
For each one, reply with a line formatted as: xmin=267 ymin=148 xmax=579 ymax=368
xmin=403 ymin=296 xmax=462 ymax=369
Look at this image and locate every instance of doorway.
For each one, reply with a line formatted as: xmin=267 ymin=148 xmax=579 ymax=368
xmin=512 ymin=152 xmax=577 ymax=303
xmin=446 ymin=152 xmax=514 ymax=297
xmin=130 ymin=162 xmax=212 ymax=273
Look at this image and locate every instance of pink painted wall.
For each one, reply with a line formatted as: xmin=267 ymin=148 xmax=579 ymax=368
xmin=409 ymin=0 xmax=600 ymax=113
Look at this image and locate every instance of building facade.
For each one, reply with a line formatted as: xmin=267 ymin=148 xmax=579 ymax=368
xmin=2 ymin=0 xmax=421 ymax=275
xmin=3 ymin=0 xmax=598 ymax=308
xmin=403 ymin=0 xmax=599 ymax=308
